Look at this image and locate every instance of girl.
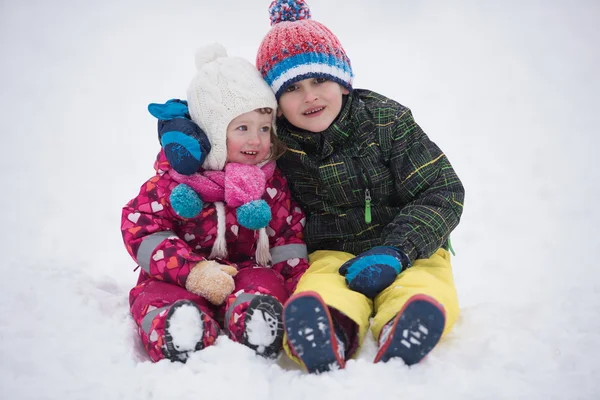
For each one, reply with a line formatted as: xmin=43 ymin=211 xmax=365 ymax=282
xmin=121 ymin=43 xmax=309 ymax=363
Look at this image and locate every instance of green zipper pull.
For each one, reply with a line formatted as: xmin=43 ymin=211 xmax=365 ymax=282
xmin=364 ymin=189 xmax=372 ymax=224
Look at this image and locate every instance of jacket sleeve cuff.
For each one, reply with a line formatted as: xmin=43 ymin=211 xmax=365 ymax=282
xmin=383 ymin=241 xmax=417 ymax=267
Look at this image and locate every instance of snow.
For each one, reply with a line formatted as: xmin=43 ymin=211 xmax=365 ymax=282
xmin=1 ymin=0 xmax=599 ymax=399
xmin=245 ymin=307 xmax=277 ymax=353
xmin=167 ymin=303 xmax=204 ymax=352
xmin=379 ymin=322 xmax=393 ymax=346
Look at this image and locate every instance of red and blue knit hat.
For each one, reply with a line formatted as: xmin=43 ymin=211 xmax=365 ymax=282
xmin=256 ymin=0 xmax=354 ymax=100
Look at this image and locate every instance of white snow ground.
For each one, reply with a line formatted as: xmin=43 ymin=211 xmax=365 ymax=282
xmin=1 ymin=1 xmax=599 ymax=399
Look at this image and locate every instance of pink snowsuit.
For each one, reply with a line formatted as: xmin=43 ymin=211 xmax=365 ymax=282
xmin=121 ymin=151 xmax=310 ymax=361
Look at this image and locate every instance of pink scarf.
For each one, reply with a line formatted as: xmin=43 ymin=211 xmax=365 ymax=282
xmin=170 ymin=161 xmax=276 ymax=206
xmin=169 ymin=161 xmax=277 ymax=266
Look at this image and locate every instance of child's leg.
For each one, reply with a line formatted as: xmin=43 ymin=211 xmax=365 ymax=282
xmin=129 ymin=280 xmax=219 ymax=362
xmin=371 ymin=248 xmax=459 ymax=365
xmin=282 ymin=250 xmax=373 ymax=372
xmin=223 ymin=268 xmax=287 ymax=359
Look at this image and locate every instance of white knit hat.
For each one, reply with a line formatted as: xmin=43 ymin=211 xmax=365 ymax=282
xmin=186 ymin=43 xmax=278 ymax=171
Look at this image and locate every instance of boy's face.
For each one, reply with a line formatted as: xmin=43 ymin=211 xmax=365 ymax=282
xmin=278 ymin=78 xmax=349 ymax=133
xmin=226 ymin=109 xmax=272 ymax=165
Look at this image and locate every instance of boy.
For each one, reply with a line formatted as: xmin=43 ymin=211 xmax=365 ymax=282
xmin=255 ymin=0 xmax=465 ymax=373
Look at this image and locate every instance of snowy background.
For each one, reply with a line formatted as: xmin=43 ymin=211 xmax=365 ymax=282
xmin=2 ymin=0 xmax=599 ymax=399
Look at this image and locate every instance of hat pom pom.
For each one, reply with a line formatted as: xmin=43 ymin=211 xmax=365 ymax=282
xmin=269 ymin=0 xmax=311 ymax=26
xmin=195 ymin=43 xmax=227 ymax=70
xmin=170 ymin=184 xmax=203 ymax=219
xmin=237 ymin=200 xmax=272 ymax=230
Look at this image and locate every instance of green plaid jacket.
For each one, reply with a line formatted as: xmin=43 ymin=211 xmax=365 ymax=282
xmin=276 ymin=89 xmax=465 ymax=264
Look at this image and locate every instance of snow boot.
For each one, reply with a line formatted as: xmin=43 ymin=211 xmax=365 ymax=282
xmin=374 ymin=294 xmax=445 ymax=365
xmin=242 ymin=295 xmax=284 ymax=359
xmin=283 ymin=291 xmax=345 ymax=373
xmin=163 ymin=300 xmax=219 ymax=362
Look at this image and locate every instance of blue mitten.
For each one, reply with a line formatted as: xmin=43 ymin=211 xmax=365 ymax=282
xmin=148 ymin=98 xmax=190 ymax=120
xmin=339 ymin=246 xmax=409 ymax=298
xmin=148 ymin=99 xmax=211 ymax=175
xmin=148 ymin=100 xmax=211 ymax=219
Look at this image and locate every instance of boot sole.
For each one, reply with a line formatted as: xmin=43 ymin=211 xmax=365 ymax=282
xmin=242 ymin=295 xmax=284 ymax=359
xmin=374 ymin=294 xmax=445 ymax=365
xmin=163 ymin=300 xmax=205 ymax=362
xmin=283 ymin=291 xmax=345 ymax=373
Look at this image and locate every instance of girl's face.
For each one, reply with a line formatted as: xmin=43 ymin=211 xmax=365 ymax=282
xmin=226 ymin=109 xmax=273 ymax=165
xmin=277 ymin=78 xmax=349 ymax=133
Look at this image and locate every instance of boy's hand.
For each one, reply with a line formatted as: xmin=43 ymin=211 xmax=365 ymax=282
xmin=185 ymin=260 xmax=238 ymax=305
xmin=339 ymin=246 xmax=408 ymax=298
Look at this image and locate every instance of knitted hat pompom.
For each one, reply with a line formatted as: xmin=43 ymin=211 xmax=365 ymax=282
xmin=195 ymin=42 xmax=227 ymax=69
xmin=269 ymin=0 xmax=311 ymax=26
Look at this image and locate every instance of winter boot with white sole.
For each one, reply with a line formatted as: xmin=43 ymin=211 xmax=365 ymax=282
xmin=242 ymin=295 xmax=284 ymax=359
xmin=374 ymin=294 xmax=445 ymax=365
xmin=283 ymin=291 xmax=346 ymax=373
xmin=163 ymin=300 xmax=217 ymax=362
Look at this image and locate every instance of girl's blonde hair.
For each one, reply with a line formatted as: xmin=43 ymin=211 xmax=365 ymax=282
xmin=256 ymin=108 xmax=287 ymax=161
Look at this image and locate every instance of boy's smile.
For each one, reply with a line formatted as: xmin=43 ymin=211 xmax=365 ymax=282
xmin=303 ymin=106 xmax=325 ymax=116
xmin=278 ymin=78 xmax=349 ymax=133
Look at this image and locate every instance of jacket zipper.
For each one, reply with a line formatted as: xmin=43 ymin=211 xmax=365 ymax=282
xmin=359 ymin=165 xmax=372 ymax=224
xmin=364 ymin=189 xmax=372 ymax=224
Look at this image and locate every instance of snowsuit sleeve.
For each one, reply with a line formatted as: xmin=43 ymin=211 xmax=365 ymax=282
xmin=381 ymin=108 xmax=465 ymax=264
xmin=265 ymin=169 xmax=310 ymax=294
xmin=121 ymin=173 xmax=206 ymax=287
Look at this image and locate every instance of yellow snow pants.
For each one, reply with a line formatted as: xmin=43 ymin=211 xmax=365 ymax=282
xmin=283 ymin=248 xmax=459 ymax=364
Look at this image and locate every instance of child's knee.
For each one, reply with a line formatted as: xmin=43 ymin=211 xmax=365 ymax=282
xmin=304 ymin=250 xmax=354 ymax=274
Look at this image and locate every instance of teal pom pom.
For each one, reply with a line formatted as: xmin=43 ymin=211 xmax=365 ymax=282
xmin=170 ymin=184 xmax=203 ymax=218
xmin=237 ymin=200 xmax=272 ymax=230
